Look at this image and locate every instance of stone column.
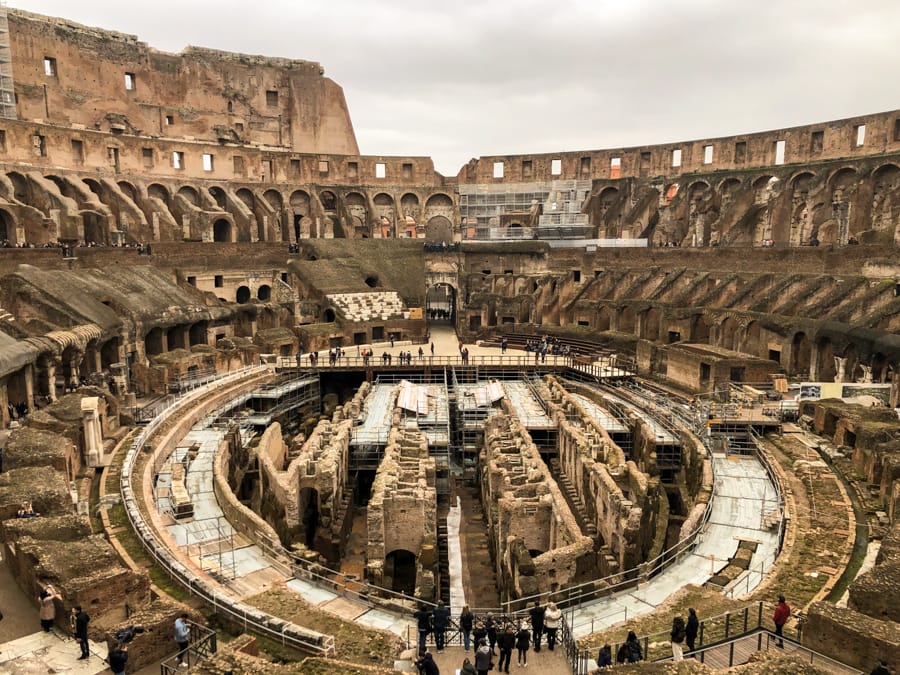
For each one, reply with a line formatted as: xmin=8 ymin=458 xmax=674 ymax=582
xmin=81 ymin=396 xmax=103 ymax=466
xmin=834 ymin=356 xmax=847 ymax=383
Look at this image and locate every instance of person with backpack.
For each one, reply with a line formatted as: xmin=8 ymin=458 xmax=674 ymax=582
xmin=616 ymin=631 xmax=642 ymax=664
xmin=671 ymin=615 xmax=686 ymax=661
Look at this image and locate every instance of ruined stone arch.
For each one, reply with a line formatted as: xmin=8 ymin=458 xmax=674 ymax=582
xmin=213 ymin=218 xmax=233 ymax=243
xmin=263 ymin=189 xmax=283 ymax=211
xmin=178 ymin=185 xmax=200 ymax=206
xmin=827 ymin=166 xmax=859 ymax=192
xmin=815 ymin=336 xmax=837 ymax=381
xmin=319 ymin=190 xmax=337 ymax=211
xmin=717 ymin=177 xmax=743 ymax=193
xmin=424 ymin=192 xmax=454 ymax=242
xmin=741 ymin=320 xmax=762 ymax=357
xmin=691 ymin=315 xmax=712 ymax=345
xmin=870 ymin=163 xmax=900 ymax=233
xmin=345 ymin=191 xmax=368 ymax=236
xmin=117 ymin=181 xmax=138 ymax=203
xmin=618 ymin=306 xmax=637 ymax=335
xmin=147 ymin=183 xmax=171 ymax=204
xmin=0 ymin=208 xmax=15 ymax=243
xmin=596 ymin=305 xmax=612 ymax=331
xmin=384 ymin=549 xmax=417 ymax=594
xmin=400 ymin=192 xmax=420 ymax=222
xmin=145 ymin=327 xmax=164 ymax=356
xmin=236 ymin=187 xmax=254 ymax=210
xmin=7 ymin=171 xmax=30 ymax=203
xmin=720 ymin=316 xmax=741 ymax=351
xmin=425 ymin=216 xmax=453 ymax=243
xmin=426 ymin=282 xmax=457 ymax=324
xmin=290 ymin=190 xmax=312 ymax=239
xmin=842 ymin=342 xmax=860 ymax=383
xmin=788 ymin=331 xmax=812 ymax=376
xmin=513 ymin=277 xmax=530 ymax=296
xmin=208 ymin=185 xmax=227 ymax=209
xmin=641 ymin=307 xmax=662 ymax=341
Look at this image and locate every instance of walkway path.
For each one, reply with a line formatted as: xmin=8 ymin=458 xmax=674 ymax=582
xmin=569 ymin=453 xmax=780 ymax=639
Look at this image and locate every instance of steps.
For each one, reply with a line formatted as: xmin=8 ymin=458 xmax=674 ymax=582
xmin=549 ymin=458 xmax=597 ymax=538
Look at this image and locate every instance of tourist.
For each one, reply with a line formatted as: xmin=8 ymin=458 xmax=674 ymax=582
xmin=460 ymin=656 xmax=477 ymax=675
xmin=529 ymin=601 xmax=545 ymax=652
xmin=174 ymin=612 xmax=191 ymax=666
xmin=432 ymin=600 xmax=450 ymax=653
xmin=543 ymin=602 xmax=561 ymax=651
xmin=414 ymin=605 xmax=433 ymax=654
xmin=415 ymin=650 xmax=439 ymax=675
xmin=39 ymin=585 xmax=56 ymax=632
xmin=515 ymin=620 xmax=531 ymax=667
xmin=870 ymin=660 xmax=891 ymax=675
xmin=616 ymin=631 xmax=642 ymax=663
xmin=472 ymin=620 xmax=487 ymax=650
xmin=496 ymin=623 xmax=515 ymax=673
xmin=73 ymin=605 xmax=90 ymax=660
xmin=670 ymin=614 xmax=686 ymax=661
xmin=773 ymin=594 xmax=791 ymax=647
xmin=108 ymin=643 xmax=128 ymax=675
xmin=485 ymin=613 xmax=498 ymax=654
xmin=459 ymin=604 xmax=474 ymax=651
xmin=685 ymin=607 xmax=699 ymax=653
xmin=430 ymin=342 xmax=435 ymax=356
xmin=474 ymin=639 xmax=493 ymax=675
xmin=596 ymin=643 xmax=612 ymax=668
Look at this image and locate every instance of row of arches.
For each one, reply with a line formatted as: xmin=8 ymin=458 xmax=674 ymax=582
xmin=588 ymin=303 xmax=897 ymax=382
xmin=0 ymin=169 xmax=460 ymax=247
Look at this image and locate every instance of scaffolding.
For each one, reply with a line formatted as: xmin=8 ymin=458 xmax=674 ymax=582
xmin=216 ymin=374 xmax=320 ymax=427
xmin=0 ymin=2 xmax=15 ymax=119
xmin=459 ymin=180 xmax=592 ymax=240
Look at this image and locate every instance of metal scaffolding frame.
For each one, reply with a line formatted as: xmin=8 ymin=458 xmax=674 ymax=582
xmin=459 ymin=180 xmax=592 ymax=240
xmin=0 ymin=2 xmax=16 ymax=120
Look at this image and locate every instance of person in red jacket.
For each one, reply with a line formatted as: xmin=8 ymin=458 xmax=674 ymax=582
xmin=773 ymin=594 xmax=791 ymax=647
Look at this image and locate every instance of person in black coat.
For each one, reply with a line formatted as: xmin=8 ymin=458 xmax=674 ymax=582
xmin=686 ymin=607 xmax=700 ymax=653
xmin=496 ymin=624 xmax=515 ymax=674
xmin=432 ymin=601 xmax=450 ymax=653
xmin=515 ymin=621 xmax=531 ymax=667
xmin=415 ymin=650 xmax=440 ymax=675
xmin=414 ymin=605 xmax=433 ymax=654
xmin=528 ymin=601 xmax=545 ymax=652
xmin=73 ymin=606 xmax=90 ymax=660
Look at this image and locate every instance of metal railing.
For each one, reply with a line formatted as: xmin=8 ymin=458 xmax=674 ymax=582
xmin=120 ymin=366 xmax=337 ymax=660
xmin=159 ymin=620 xmax=217 ymax=674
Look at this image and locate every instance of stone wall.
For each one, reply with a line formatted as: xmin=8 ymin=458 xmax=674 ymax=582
xmin=804 ymin=601 xmax=899 ymax=673
xmin=542 ymin=377 xmax=663 ymax=577
xmin=480 ymin=411 xmax=595 ymax=603
xmin=366 ymin=423 xmax=437 ymax=601
xmin=226 ymin=383 xmax=367 ymax=562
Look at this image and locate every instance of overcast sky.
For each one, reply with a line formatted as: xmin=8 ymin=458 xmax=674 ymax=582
xmin=11 ymin=0 xmax=900 ymax=175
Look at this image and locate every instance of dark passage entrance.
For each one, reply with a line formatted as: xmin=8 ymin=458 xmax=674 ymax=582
xmin=385 ymin=549 xmax=417 ymax=595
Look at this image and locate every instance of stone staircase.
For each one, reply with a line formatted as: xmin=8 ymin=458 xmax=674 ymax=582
xmin=327 ymin=291 xmax=408 ymax=322
xmin=549 ymin=458 xmax=598 ymax=538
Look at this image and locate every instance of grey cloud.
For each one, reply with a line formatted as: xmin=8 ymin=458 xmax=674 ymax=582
xmin=11 ymin=0 xmax=900 ymax=174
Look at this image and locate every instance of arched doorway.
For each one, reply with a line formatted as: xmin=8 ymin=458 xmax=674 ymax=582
xmin=213 ymin=219 xmax=232 ymax=243
xmin=791 ymin=332 xmax=812 ymax=377
xmin=236 ymin=286 xmax=251 ymax=303
xmin=0 ymin=208 xmax=14 ymax=244
xmin=258 ymin=285 xmax=271 ymax=301
xmin=384 ymin=549 xmax=417 ymax=595
xmin=426 ymin=283 xmax=456 ymax=324
xmin=425 ymin=216 xmax=453 ymax=243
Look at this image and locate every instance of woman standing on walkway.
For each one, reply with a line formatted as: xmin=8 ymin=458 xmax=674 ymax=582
xmin=38 ymin=585 xmax=56 ymax=632
xmin=460 ymin=605 xmax=474 ymax=651
xmin=515 ymin=620 xmax=531 ymax=667
xmin=544 ymin=602 xmax=561 ymax=651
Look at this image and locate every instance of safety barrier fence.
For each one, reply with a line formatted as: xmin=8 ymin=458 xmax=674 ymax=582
xmin=120 ymin=366 xmax=337 ymax=660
